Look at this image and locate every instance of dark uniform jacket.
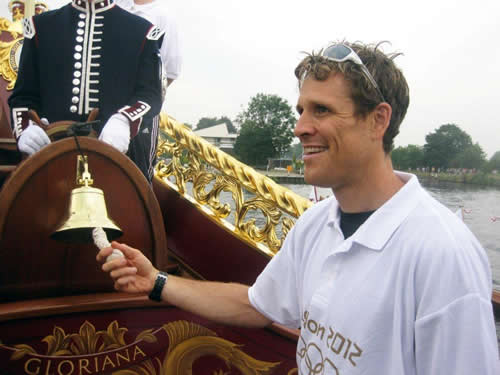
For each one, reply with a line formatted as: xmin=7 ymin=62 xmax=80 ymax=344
xmin=9 ymin=0 xmax=162 ymax=177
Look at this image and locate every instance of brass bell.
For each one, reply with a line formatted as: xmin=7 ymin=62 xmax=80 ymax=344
xmin=51 ymin=155 xmax=122 ymax=243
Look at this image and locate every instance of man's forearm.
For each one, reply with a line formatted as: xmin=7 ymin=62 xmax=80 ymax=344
xmin=161 ymin=275 xmax=271 ymax=328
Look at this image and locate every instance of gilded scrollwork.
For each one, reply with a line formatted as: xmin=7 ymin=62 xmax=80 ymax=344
xmin=8 ymin=1 xmax=49 ymax=22
xmin=156 ymin=113 xmax=312 ymax=255
xmin=3 ymin=319 xmax=289 ymax=374
xmin=1 ymin=1 xmax=49 ymax=89
xmin=160 ymin=321 xmax=280 ymax=375
xmin=10 ymin=320 xmax=141 ymax=359
xmin=0 ymin=18 xmax=23 ymax=90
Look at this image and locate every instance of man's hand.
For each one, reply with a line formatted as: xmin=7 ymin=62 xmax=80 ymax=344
xmin=18 ymin=122 xmax=51 ymax=155
xmin=97 ymin=242 xmax=156 ymax=294
xmin=99 ymin=113 xmax=130 ymax=153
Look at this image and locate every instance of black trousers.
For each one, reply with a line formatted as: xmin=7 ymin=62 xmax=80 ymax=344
xmin=126 ymin=115 xmax=159 ymax=184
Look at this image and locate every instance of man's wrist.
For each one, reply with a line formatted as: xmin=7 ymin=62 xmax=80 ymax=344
xmin=148 ymin=271 xmax=168 ymax=302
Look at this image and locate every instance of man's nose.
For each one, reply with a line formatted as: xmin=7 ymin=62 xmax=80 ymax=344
xmin=294 ymin=113 xmax=314 ymax=138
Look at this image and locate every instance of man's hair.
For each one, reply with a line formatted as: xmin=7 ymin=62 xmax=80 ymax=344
xmin=294 ymin=41 xmax=410 ymax=153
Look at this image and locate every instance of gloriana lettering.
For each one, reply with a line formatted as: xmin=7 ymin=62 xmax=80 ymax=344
xmin=79 ymin=358 xmax=92 ymax=375
xmin=19 ymin=345 xmax=146 ymax=375
xmin=101 ymin=355 xmax=115 ymax=371
xmin=115 ymin=349 xmax=130 ymax=365
xmin=133 ymin=345 xmax=146 ymax=360
xmin=58 ymin=360 xmax=75 ymax=375
xmin=25 ymin=358 xmax=41 ymax=375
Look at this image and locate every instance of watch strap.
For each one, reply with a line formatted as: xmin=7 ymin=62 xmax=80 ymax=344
xmin=148 ymin=271 xmax=168 ymax=302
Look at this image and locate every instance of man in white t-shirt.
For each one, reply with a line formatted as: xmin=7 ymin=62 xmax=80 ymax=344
xmin=97 ymin=41 xmax=499 ymax=373
xmin=115 ymin=0 xmax=181 ymax=96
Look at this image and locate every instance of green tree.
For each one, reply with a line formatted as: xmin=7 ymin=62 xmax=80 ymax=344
xmin=486 ymin=151 xmax=500 ymax=172
xmin=286 ymin=142 xmax=303 ymax=160
xmin=235 ymin=93 xmax=296 ymax=164
xmin=451 ymin=143 xmax=486 ymax=170
xmin=195 ymin=116 xmax=237 ymax=133
xmin=391 ymin=144 xmax=424 ymax=170
xmin=233 ymin=123 xmax=274 ymax=166
xmin=423 ymin=124 xmax=473 ymax=169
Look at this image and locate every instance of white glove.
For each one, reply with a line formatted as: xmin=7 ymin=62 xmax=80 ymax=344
xmin=99 ymin=113 xmax=130 ymax=153
xmin=17 ymin=121 xmax=51 ymax=155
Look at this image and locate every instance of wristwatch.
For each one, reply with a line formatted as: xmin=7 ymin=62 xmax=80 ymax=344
xmin=148 ymin=271 xmax=168 ymax=302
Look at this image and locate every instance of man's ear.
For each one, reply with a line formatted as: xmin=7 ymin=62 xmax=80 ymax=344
xmin=371 ymin=102 xmax=392 ymax=140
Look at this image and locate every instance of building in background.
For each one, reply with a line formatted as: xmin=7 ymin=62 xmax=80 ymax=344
xmin=194 ymin=123 xmax=237 ymax=154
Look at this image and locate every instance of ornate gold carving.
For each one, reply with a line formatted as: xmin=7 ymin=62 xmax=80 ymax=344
xmin=156 ymin=113 xmax=312 ymax=255
xmin=0 ymin=18 xmax=23 ymax=38
xmin=10 ymin=320 xmax=140 ymax=359
xmin=0 ymin=37 xmax=23 ymax=90
xmin=160 ymin=321 xmax=280 ymax=375
xmin=8 ymin=1 xmax=48 ymax=22
xmin=1 ymin=1 xmax=48 ymax=89
xmin=0 ymin=16 xmax=23 ymax=91
xmin=3 ymin=320 xmax=287 ymax=374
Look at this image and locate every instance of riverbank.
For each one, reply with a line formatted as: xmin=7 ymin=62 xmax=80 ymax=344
xmin=257 ymin=169 xmax=305 ymax=184
xmin=259 ymin=168 xmax=500 ymax=188
xmin=413 ymin=171 xmax=500 ymax=188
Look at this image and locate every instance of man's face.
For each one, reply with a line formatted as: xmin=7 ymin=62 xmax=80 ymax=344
xmin=294 ymin=73 xmax=378 ymax=190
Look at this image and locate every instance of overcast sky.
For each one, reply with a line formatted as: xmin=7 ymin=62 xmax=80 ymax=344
xmin=2 ymin=0 xmax=499 ymax=157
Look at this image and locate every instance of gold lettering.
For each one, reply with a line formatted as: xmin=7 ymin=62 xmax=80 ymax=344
xmin=302 ymin=310 xmax=309 ymax=326
xmin=324 ymin=358 xmax=339 ymax=375
xmin=330 ymin=333 xmax=345 ymax=354
xmin=343 ymin=339 xmax=352 ymax=359
xmin=58 ymin=360 xmax=75 ymax=375
xmin=316 ymin=324 xmax=326 ymax=340
xmin=94 ymin=357 xmax=99 ymax=372
xmin=348 ymin=343 xmax=362 ymax=366
xmin=133 ymin=345 xmax=146 ymax=361
xmin=116 ymin=349 xmax=130 ymax=365
xmin=101 ymin=356 xmax=115 ymax=371
xmin=307 ymin=319 xmax=318 ymax=334
xmin=45 ymin=360 xmax=52 ymax=375
xmin=24 ymin=358 xmax=42 ymax=375
xmin=79 ymin=359 xmax=91 ymax=375
xmin=326 ymin=327 xmax=335 ymax=347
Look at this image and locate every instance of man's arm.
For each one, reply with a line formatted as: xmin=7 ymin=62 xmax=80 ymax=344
xmin=97 ymin=242 xmax=272 ymax=328
xmin=414 ymin=294 xmax=499 ymax=374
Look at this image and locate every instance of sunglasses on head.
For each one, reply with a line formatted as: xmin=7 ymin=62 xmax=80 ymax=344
xmin=321 ymin=43 xmax=386 ymax=103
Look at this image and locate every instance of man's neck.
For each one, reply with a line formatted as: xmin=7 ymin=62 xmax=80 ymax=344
xmin=134 ymin=0 xmax=153 ymax=4
xmin=334 ymin=155 xmax=405 ymax=213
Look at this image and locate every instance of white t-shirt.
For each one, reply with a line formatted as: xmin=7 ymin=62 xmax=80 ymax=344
xmin=115 ymin=0 xmax=182 ymax=80
xmin=249 ymin=172 xmax=499 ymax=374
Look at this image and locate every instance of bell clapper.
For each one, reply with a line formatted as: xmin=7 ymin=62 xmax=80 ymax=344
xmin=92 ymin=227 xmax=124 ymax=262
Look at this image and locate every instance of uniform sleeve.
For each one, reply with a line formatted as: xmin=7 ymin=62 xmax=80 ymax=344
xmin=415 ymin=294 xmax=499 ymax=374
xmin=119 ymin=30 xmax=162 ymax=137
xmin=248 ymin=227 xmax=301 ymax=329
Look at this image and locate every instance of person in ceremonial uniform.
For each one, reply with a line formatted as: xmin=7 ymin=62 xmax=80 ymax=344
xmin=9 ymin=0 xmax=163 ymax=182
